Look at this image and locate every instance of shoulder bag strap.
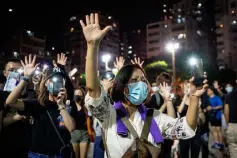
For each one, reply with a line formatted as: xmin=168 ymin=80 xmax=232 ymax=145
xmin=121 ymin=116 xmax=139 ymax=138
xmin=101 ymin=128 xmax=111 ymax=158
xmin=140 ymin=109 xmax=154 ymax=140
xmin=46 ymin=110 xmax=66 ymax=146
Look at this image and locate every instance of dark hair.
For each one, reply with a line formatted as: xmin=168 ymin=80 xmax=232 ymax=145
xmin=207 ymin=86 xmax=218 ymax=95
xmin=4 ymin=58 xmax=21 ymax=69
xmin=75 ymin=87 xmax=85 ymax=106
xmin=156 ymin=72 xmax=173 ymax=86
xmin=111 ymin=64 xmax=146 ymax=102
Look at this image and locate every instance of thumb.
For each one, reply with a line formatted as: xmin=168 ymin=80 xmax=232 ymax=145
xmin=102 ymin=26 xmax=112 ymax=35
xmin=53 ymin=60 xmax=57 ymax=67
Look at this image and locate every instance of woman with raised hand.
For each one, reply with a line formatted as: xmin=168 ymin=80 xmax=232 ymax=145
xmin=5 ymin=54 xmax=76 ymax=158
xmin=80 ymin=13 xmax=207 ymax=158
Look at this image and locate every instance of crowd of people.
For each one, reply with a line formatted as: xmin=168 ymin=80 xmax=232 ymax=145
xmin=0 ymin=13 xmax=236 ymax=158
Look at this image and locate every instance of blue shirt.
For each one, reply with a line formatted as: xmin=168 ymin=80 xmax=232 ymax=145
xmin=209 ymin=95 xmax=223 ymax=119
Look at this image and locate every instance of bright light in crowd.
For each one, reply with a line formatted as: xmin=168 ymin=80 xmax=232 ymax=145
xmin=17 ymin=69 xmax=24 ymax=74
xmin=35 ymin=70 xmax=40 ymax=75
xmin=232 ymin=20 xmax=237 ymax=24
xmin=13 ymin=52 xmax=18 ymax=57
xmin=163 ymin=4 xmax=166 ymax=7
xmin=128 ymin=46 xmax=132 ymax=49
xmin=52 ymin=77 xmax=58 ymax=82
xmin=166 ymin=42 xmax=179 ymax=52
xmin=43 ymin=64 xmax=48 ymax=69
xmin=189 ymin=57 xmax=198 ymax=66
xmin=220 ymin=24 xmax=224 ymax=28
xmin=102 ymin=54 xmax=111 ymax=63
xmin=128 ymin=51 xmax=132 ymax=54
xmin=108 ymin=16 xmax=112 ymax=19
xmin=198 ymin=3 xmax=202 ymax=7
xmin=72 ymin=77 xmax=76 ymax=80
xmin=9 ymin=9 xmax=13 ymax=12
xmin=52 ymin=47 xmax=55 ymax=50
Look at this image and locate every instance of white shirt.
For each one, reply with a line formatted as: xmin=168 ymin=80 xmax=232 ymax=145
xmin=85 ymin=88 xmax=195 ymax=158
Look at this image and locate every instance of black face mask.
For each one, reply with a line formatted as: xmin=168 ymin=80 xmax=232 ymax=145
xmin=74 ymin=95 xmax=83 ymax=103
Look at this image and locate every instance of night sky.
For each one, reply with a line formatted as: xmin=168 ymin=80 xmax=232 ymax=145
xmin=0 ymin=0 xmax=179 ymax=52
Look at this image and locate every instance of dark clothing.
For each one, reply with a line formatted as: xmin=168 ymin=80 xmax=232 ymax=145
xmin=93 ymin=136 xmax=104 ymax=158
xmin=147 ymin=93 xmax=164 ymax=110
xmin=179 ymin=128 xmax=201 ymax=158
xmin=225 ymin=90 xmax=237 ymax=123
xmin=74 ymin=107 xmax=88 ymax=131
xmin=0 ymin=91 xmax=31 ymax=158
xmin=158 ymin=139 xmax=173 ymax=158
xmin=179 ymin=104 xmax=188 ymax=117
xmin=20 ymin=99 xmax=77 ymax=156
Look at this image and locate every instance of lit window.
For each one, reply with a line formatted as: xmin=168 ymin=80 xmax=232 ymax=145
xmin=138 ymin=30 xmax=141 ymax=33
xmin=26 ymin=30 xmax=33 ymax=36
xmin=13 ymin=52 xmax=18 ymax=57
xmin=177 ymin=18 xmax=181 ymax=23
xmin=232 ymin=10 xmax=235 ymax=14
xmin=178 ymin=15 xmax=181 ymax=18
xmin=163 ymin=9 xmax=167 ymax=13
xmin=178 ymin=33 xmax=186 ymax=39
xmin=128 ymin=51 xmax=132 ymax=54
xmin=169 ymin=16 xmax=173 ymax=19
xmin=108 ymin=16 xmax=112 ymax=19
xmin=163 ymin=4 xmax=166 ymax=7
xmin=113 ymin=23 xmax=117 ymax=27
xmin=232 ymin=20 xmax=237 ymax=25
xmin=220 ymin=24 xmax=224 ymax=28
xmin=164 ymin=25 xmax=168 ymax=28
xmin=70 ymin=16 xmax=76 ymax=21
xmin=134 ymin=54 xmax=137 ymax=57
xmin=197 ymin=10 xmax=201 ymax=14
xmin=182 ymin=17 xmax=186 ymax=22
xmin=121 ymin=47 xmax=124 ymax=50
xmin=128 ymin=46 xmax=132 ymax=49
xmin=70 ymin=27 xmax=74 ymax=32
xmin=178 ymin=8 xmax=181 ymax=12
xmin=9 ymin=8 xmax=13 ymax=12
xmin=121 ymin=43 xmax=124 ymax=46
xmin=198 ymin=3 xmax=202 ymax=8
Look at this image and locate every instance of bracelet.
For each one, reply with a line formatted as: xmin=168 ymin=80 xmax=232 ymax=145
xmin=21 ymin=76 xmax=30 ymax=83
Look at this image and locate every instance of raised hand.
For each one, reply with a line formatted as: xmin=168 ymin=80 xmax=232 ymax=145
xmin=100 ymin=79 xmax=113 ymax=93
xmin=190 ymin=77 xmax=208 ymax=97
xmin=80 ymin=13 xmax=112 ymax=44
xmin=131 ymin=57 xmax=144 ymax=68
xmin=159 ymin=82 xmax=171 ymax=100
xmin=20 ymin=54 xmax=39 ymax=78
xmin=114 ymin=56 xmax=125 ymax=71
xmin=53 ymin=53 xmax=67 ymax=67
xmin=57 ymin=88 xmax=66 ymax=108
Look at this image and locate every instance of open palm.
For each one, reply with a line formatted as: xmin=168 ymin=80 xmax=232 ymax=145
xmin=80 ymin=13 xmax=112 ymax=44
xmin=21 ymin=54 xmax=39 ymax=78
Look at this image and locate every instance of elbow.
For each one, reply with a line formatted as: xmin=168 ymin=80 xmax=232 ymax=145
xmin=68 ymin=123 xmax=76 ymax=133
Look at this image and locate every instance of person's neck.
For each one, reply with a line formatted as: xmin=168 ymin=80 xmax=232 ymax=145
xmin=122 ymin=101 xmax=137 ymax=121
xmin=210 ymin=94 xmax=215 ymax=98
xmin=76 ymin=102 xmax=82 ymax=110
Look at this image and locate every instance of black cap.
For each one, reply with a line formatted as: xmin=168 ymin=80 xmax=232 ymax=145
xmin=45 ymin=67 xmax=67 ymax=80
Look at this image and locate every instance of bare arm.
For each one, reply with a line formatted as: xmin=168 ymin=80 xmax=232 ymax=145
xmin=60 ymin=109 xmax=76 ymax=132
xmin=212 ymin=105 xmax=223 ymax=110
xmin=166 ymin=101 xmax=176 ymax=118
xmin=186 ymin=95 xmax=199 ymax=130
xmin=80 ymin=13 xmax=111 ymax=98
xmin=224 ymin=104 xmax=229 ymax=123
xmin=177 ymin=95 xmax=188 ymax=113
xmin=159 ymin=103 xmax=166 ymax=113
xmin=3 ymin=114 xmax=25 ymax=127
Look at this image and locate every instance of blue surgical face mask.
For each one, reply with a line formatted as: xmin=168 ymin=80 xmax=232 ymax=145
xmin=126 ymin=81 xmax=148 ymax=105
xmin=226 ymin=87 xmax=233 ymax=93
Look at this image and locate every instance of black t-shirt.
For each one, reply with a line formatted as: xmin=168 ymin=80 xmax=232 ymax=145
xmin=147 ymin=93 xmax=164 ymax=110
xmin=74 ymin=107 xmax=88 ymax=131
xmin=225 ymin=90 xmax=237 ymax=123
xmin=21 ymin=99 xmax=77 ymax=155
xmin=0 ymin=91 xmax=9 ymax=111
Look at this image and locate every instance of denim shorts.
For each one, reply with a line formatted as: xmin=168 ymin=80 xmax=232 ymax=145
xmin=28 ymin=151 xmax=62 ymax=158
xmin=70 ymin=129 xmax=89 ymax=144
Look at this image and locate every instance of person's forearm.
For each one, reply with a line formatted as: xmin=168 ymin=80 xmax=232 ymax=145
xmin=3 ymin=115 xmax=20 ymax=127
xmin=5 ymin=80 xmax=28 ymax=107
xmin=186 ymin=96 xmax=199 ymax=130
xmin=224 ymin=104 xmax=229 ymax=123
xmin=86 ymin=44 xmax=101 ymax=98
xmin=166 ymin=101 xmax=176 ymax=118
xmin=217 ymin=89 xmax=223 ymax=97
xmin=60 ymin=109 xmax=76 ymax=132
xmin=177 ymin=95 xmax=188 ymax=113
xmin=159 ymin=103 xmax=166 ymax=113
xmin=213 ymin=106 xmax=223 ymax=110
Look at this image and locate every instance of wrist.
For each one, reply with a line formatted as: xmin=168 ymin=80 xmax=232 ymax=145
xmin=58 ymin=105 xmax=66 ymax=111
xmin=21 ymin=76 xmax=30 ymax=83
xmin=87 ymin=42 xmax=100 ymax=48
xmin=164 ymin=97 xmax=172 ymax=102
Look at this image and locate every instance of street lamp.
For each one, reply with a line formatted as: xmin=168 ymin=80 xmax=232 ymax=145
xmin=166 ymin=42 xmax=179 ymax=86
xmin=189 ymin=57 xmax=198 ymax=66
xmin=102 ymin=54 xmax=111 ymax=71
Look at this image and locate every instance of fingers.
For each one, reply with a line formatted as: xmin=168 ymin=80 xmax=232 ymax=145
xmin=21 ymin=60 xmax=25 ymax=67
xmin=131 ymin=60 xmax=135 ymax=64
xmin=140 ymin=61 xmax=144 ymax=66
xmin=90 ymin=13 xmax=94 ymax=24
xmin=32 ymin=55 xmax=36 ymax=65
xmin=64 ymin=57 xmax=68 ymax=63
xmin=86 ymin=15 xmax=90 ymax=25
xmin=29 ymin=54 xmax=32 ymax=64
xmin=25 ymin=56 xmax=28 ymax=65
xmin=53 ymin=60 xmax=57 ymax=67
xmin=57 ymin=54 xmax=60 ymax=62
xmin=102 ymin=26 xmax=112 ymax=35
xmin=95 ymin=13 xmax=99 ymax=25
xmin=80 ymin=20 xmax=86 ymax=28
xmin=135 ymin=57 xmax=138 ymax=64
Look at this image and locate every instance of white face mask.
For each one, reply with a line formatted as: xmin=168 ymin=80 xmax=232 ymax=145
xmin=152 ymin=86 xmax=159 ymax=92
xmin=225 ymin=87 xmax=233 ymax=93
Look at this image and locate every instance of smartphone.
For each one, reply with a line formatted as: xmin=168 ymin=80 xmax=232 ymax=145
xmin=3 ymin=71 xmax=21 ymax=92
xmin=191 ymin=59 xmax=204 ymax=87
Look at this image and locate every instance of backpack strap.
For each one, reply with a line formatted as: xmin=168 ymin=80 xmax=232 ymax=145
xmin=140 ymin=109 xmax=154 ymax=141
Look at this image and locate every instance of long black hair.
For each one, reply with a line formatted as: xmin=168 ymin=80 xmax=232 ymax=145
xmin=111 ymin=64 xmax=147 ymax=102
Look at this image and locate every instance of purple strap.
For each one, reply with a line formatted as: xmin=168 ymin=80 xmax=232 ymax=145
xmin=114 ymin=102 xmax=163 ymax=144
